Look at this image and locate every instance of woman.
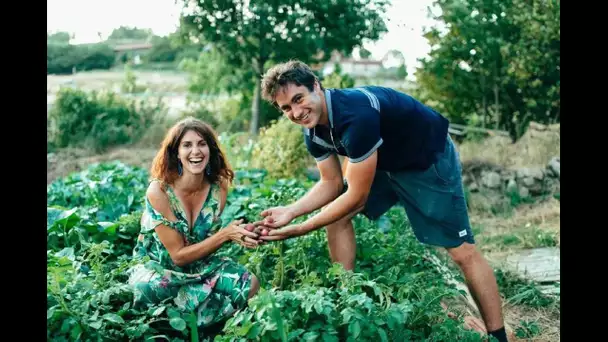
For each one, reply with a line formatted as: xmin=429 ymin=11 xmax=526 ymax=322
xmin=128 ymin=117 xmax=260 ymax=329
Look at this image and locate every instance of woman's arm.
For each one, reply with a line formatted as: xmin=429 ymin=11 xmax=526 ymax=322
xmin=148 ymin=182 xmax=258 ymax=267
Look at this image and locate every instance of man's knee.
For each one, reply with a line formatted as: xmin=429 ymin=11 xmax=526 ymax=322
xmin=446 ymin=242 xmax=480 ymax=268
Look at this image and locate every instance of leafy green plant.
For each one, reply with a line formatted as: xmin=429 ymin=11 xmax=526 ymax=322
xmin=47 ymin=162 xmax=493 ymax=341
xmin=47 ymin=161 xmax=149 ymax=221
xmin=322 ymin=65 xmax=356 ymax=89
xmin=250 ymin=117 xmax=313 ymax=180
xmin=48 ymin=88 xmax=166 ymax=152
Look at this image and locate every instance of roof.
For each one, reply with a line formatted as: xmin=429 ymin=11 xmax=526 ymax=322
xmin=112 ymin=43 xmax=153 ymax=52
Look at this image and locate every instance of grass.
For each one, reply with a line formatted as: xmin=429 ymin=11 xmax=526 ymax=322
xmin=474 ymin=225 xmax=559 ymax=253
xmin=47 ymin=69 xmax=190 ymax=94
xmin=455 ymin=122 xmax=560 ymax=169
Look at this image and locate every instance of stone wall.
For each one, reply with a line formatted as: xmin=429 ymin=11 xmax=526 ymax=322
xmin=462 ymin=156 xmax=560 ymax=198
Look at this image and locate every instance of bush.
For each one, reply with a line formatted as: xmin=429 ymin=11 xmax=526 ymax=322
xmin=321 ymin=65 xmax=356 ymax=89
xmin=47 ymin=42 xmax=116 ymax=75
xmin=48 ymin=88 xmax=166 ymax=152
xmin=251 ymin=116 xmax=313 ymax=179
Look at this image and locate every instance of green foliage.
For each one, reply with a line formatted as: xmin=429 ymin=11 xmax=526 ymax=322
xmin=47 ymin=161 xmax=149 ymax=221
xmin=47 ymin=42 xmax=116 ymax=75
xmin=179 ymin=0 xmax=389 ymax=134
xmin=322 ymin=66 xmax=356 ymax=89
xmin=494 ymin=269 xmax=557 ymax=308
xmin=359 ymin=47 xmax=372 ymax=59
xmin=48 ymin=31 xmax=72 ymax=44
xmin=48 ymin=88 xmax=166 ymax=151
xmin=218 ymin=132 xmax=256 ymax=169
xmin=396 ymin=63 xmax=408 ymax=80
xmin=107 ymin=26 xmax=153 ymax=42
xmin=416 ymin=0 xmax=560 ymax=139
xmin=251 ymin=117 xmax=313 ymax=180
xmin=179 ymin=45 xmax=282 ymax=132
xmin=120 ymin=66 xmax=147 ymax=93
xmin=48 ymin=162 xmax=488 ymax=340
xmin=145 ymin=36 xmax=181 ymax=63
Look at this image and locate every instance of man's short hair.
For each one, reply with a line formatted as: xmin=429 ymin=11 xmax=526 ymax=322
xmin=260 ymin=60 xmax=322 ymax=105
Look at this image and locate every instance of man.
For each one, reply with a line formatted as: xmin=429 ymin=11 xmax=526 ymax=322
xmin=256 ymin=60 xmax=508 ymax=342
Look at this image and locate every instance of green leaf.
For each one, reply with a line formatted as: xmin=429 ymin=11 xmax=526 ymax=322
xmin=237 ymin=322 xmax=253 ymax=336
xmin=152 ymin=306 xmax=166 ymax=316
xmin=47 ymin=307 xmax=56 ymax=320
xmin=102 ymin=313 xmax=124 ymax=324
xmin=378 ymin=328 xmax=388 ymax=342
xmin=167 ymin=307 xmax=181 ymax=318
xmin=302 ymin=331 xmax=320 ymax=341
xmin=348 ymin=320 xmax=361 ymax=339
xmin=169 ymin=317 xmax=187 ymax=331
xmin=246 ymin=322 xmax=263 ymax=339
xmin=98 ymin=221 xmax=118 ymax=235
xmin=89 ymin=320 xmax=102 ymax=329
xmin=55 ymin=247 xmax=75 ymax=260
xmin=322 ymin=332 xmax=339 ymax=342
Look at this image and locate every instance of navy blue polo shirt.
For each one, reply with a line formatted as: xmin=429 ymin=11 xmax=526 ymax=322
xmin=304 ymin=86 xmax=450 ymax=171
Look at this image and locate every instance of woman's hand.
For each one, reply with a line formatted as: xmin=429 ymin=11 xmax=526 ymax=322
xmin=224 ymin=220 xmax=260 ymax=248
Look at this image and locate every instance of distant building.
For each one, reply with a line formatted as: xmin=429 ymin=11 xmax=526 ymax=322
xmin=317 ymin=51 xmax=383 ymax=77
xmin=112 ymin=42 xmax=153 ymax=64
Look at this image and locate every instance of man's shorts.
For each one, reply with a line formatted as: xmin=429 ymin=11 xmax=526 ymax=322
xmin=345 ymin=134 xmax=475 ymax=248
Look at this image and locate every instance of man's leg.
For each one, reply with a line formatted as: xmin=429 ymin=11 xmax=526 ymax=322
xmin=325 ymin=214 xmax=356 ymax=270
xmin=446 ymin=242 xmax=504 ymax=331
xmin=326 ymin=173 xmax=398 ymax=271
xmin=389 ymin=135 xmax=507 ymax=341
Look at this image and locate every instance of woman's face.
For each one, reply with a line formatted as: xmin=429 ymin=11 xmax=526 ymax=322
xmin=177 ymin=130 xmax=210 ymax=176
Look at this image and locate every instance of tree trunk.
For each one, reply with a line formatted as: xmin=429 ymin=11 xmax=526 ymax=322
xmin=250 ymin=78 xmax=261 ymax=136
xmin=250 ymin=54 xmax=266 ymax=136
xmin=480 ymin=73 xmax=487 ymax=128
xmin=493 ymin=83 xmax=500 ymax=130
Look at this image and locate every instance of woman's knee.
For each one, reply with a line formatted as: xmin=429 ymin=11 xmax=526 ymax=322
xmin=248 ymin=274 xmax=260 ymax=299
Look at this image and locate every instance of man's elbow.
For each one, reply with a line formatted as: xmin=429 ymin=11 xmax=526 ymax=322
xmin=347 ymin=189 xmax=369 ymax=211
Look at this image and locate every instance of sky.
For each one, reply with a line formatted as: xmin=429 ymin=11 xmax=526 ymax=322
xmin=47 ymin=0 xmax=439 ymax=75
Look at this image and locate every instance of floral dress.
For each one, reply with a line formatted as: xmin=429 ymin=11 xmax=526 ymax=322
xmin=128 ymin=180 xmax=252 ymax=328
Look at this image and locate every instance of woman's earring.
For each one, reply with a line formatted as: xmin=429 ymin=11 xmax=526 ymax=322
xmin=206 ymin=163 xmax=211 ymax=176
xmin=177 ymin=160 xmax=183 ymax=176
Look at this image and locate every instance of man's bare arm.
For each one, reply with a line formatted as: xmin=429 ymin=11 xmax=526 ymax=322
xmin=287 ymin=154 xmax=344 ymax=218
xmin=299 ymin=151 xmax=377 ymax=231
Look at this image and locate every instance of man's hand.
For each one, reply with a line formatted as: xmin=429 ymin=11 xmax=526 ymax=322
xmin=259 ymin=206 xmax=296 ymax=229
xmin=258 ymin=223 xmax=307 ymax=241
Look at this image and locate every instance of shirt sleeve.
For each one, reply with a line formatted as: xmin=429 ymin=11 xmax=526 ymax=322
xmin=304 ymin=130 xmax=333 ymax=162
xmin=340 ymin=101 xmax=383 ymax=164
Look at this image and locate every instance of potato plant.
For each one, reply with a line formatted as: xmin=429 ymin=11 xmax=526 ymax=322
xmin=47 ymin=162 xmax=488 ymax=341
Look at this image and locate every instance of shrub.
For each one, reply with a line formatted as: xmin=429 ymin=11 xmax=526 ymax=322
xmin=251 ymin=116 xmax=313 ymax=179
xmin=47 ymin=42 xmax=116 ymax=75
xmin=48 ymin=88 xmax=166 ymax=152
xmin=321 ymin=65 xmax=356 ymax=89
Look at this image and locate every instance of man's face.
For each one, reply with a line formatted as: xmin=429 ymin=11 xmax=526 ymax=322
xmin=274 ymin=82 xmax=324 ymax=129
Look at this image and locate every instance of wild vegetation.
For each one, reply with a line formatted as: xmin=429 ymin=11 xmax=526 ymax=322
xmin=47 ymin=0 xmax=560 ymax=340
xmin=49 ymin=162 xmax=555 ymax=341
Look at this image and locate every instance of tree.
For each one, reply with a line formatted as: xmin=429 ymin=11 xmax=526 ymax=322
xmin=359 ymin=47 xmax=372 ymax=59
xmin=108 ymin=26 xmax=153 ymax=42
xmin=396 ymin=63 xmax=408 ymax=80
xmin=415 ymin=0 xmax=559 ymax=139
xmin=48 ymin=31 xmax=72 ymax=44
xmin=179 ymin=0 xmax=389 ymax=135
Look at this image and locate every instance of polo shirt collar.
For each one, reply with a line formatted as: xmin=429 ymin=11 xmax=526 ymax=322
xmin=324 ymin=88 xmax=334 ymax=129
